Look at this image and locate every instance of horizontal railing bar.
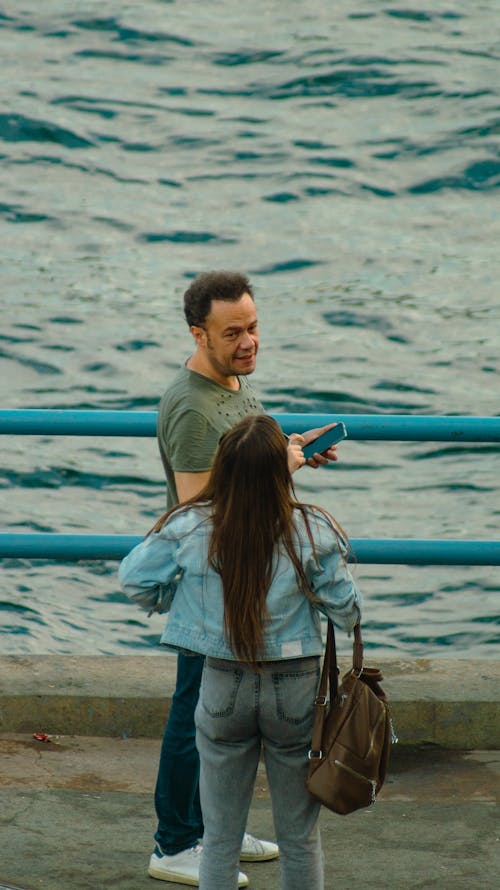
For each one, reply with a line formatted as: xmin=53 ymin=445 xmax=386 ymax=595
xmin=1 ymin=534 xmax=499 ymax=565
xmin=0 ymin=409 xmax=157 ymax=437
xmin=0 ymin=409 xmax=500 ymax=441
xmin=351 ymin=539 xmax=500 ymax=566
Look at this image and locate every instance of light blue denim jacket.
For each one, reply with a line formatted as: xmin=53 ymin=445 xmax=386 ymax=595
xmin=118 ymin=505 xmax=362 ymax=660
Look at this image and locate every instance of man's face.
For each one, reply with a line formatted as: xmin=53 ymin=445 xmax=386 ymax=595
xmin=193 ymin=293 xmax=259 ymax=380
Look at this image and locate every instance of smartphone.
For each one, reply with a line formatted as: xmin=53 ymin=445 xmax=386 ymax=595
xmin=302 ymin=422 xmax=347 ymax=460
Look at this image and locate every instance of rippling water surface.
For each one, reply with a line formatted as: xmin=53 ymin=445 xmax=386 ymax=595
xmin=1 ymin=1 xmax=499 ymax=657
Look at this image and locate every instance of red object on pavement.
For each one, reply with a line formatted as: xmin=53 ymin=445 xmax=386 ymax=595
xmin=33 ymin=732 xmax=51 ymax=742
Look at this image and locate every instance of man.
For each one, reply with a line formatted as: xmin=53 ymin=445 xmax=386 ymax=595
xmin=151 ymin=271 xmax=339 ymax=886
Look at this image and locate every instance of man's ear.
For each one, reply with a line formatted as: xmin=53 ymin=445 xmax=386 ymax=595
xmin=190 ymin=325 xmax=206 ymax=346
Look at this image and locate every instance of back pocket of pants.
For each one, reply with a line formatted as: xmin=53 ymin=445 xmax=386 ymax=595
xmin=200 ymin=662 xmax=243 ymax=718
xmin=273 ymin=666 xmax=319 ymax=725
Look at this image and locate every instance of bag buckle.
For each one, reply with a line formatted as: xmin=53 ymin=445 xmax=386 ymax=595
xmin=314 ymin=694 xmax=329 ymax=706
xmin=308 ymin=749 xmax=323 ymax=761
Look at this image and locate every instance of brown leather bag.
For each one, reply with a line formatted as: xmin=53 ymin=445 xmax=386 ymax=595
xmin=306 ymin=620 xmax=395 ymax=815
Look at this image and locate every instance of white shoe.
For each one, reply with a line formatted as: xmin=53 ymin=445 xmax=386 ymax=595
xmin=240 ymin=831 xmax=279 ymax=862
xmin=148 ymin=843 xmax=249 ymax=887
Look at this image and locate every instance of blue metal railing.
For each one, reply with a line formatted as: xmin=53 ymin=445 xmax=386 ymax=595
xmin=1 ymin=409 xmax=500 ymax=441
xmin=1 ymin=409 xmax=499 ymax=565
xmin=0 ymin=532 xmax=498 ymax=565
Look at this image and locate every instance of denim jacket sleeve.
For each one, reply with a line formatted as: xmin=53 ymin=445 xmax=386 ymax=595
xmin=118 ymin=531 xmax=180 ymax=614
xmin=306 ymin=512 xmax=363 ymax=632
xmin=311 ymin=553 xmax=362 ymax=632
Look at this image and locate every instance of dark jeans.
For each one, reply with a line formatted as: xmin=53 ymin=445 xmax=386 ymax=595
xmin=154 ymin=653 xmax=205 ymax=855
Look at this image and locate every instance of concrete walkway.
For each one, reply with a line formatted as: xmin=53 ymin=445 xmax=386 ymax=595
xmin=1 ymin=654 xmax=499 ymax=747
xmin=0 ymin=654 xmax=499 ymax=889
xmin=0 ymin=736 xmax=499 ymax=890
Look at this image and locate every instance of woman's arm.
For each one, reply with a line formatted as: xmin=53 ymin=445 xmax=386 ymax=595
xmin=314 ymin=566 xmax=362 ymax=632
xmin=309 ymin=525 xmax=362 ymax=632
xmin=118 ymin=531 xmax=180 ymax=613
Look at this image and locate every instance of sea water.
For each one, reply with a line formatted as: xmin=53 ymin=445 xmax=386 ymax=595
xmin=0 ymin=1 xmax=498 ymax=657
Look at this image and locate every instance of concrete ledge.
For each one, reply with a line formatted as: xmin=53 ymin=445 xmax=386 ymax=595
xmin=0 ymin=655 xmax=498 ymax=748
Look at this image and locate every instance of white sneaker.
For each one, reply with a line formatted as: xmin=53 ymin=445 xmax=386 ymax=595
xmin=148 ymin=843 xmax=249 ymax=887
xmin=240 ymin=832 xmax=279 ymax=862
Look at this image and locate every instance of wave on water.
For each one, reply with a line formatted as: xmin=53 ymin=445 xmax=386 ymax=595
xmin=0 ymin=113 xmax=94 ymax=148
xmin=409 ymin=159 xmax=500 ymax=193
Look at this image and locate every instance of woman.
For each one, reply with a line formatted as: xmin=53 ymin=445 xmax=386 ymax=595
xmin=119 ymin=414 xmax=362 ymax=890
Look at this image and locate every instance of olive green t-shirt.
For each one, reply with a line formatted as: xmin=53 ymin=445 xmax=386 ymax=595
xmin=157 ymin=365 xmax=263 ymax=509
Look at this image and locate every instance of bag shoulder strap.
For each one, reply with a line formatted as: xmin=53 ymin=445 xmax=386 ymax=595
xmin=352 ymin=623 xmax=363 ymax=674
xmin=308 ymin=620 xmax=364 ymax=761
xmin=328 ymin=619 xmax=364 ymax=682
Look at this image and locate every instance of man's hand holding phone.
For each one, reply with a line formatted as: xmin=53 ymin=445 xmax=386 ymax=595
xmin=287 ymin=434 xmax=307 ymax=473
xmin=301 ymin=422 xmax=347 ymax=467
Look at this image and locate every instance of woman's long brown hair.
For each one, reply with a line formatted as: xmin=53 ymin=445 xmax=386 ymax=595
xmin=150 ymin=414 xmax=348 ymax=667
